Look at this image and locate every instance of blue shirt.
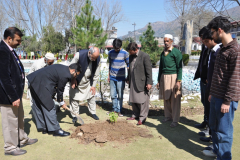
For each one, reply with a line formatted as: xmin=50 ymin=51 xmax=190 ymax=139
xmin=108 ymin=49 xmax=129 ymax=81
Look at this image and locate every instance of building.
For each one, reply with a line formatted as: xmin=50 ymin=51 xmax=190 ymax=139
xmin=231 ymin=20 xmax=240 ymax=44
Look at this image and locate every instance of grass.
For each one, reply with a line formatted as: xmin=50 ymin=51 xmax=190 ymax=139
xmin=0 ymin=98 xmax=240 ymax=160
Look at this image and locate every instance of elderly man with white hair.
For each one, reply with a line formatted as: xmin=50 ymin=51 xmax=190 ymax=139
xmin=69 ymin=47 xmax=101 ymax=124
xmin=157 ymin=34 xmax=182 ymax=127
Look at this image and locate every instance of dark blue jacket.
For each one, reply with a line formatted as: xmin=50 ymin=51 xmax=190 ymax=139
xmin=0 ymin=41 xmax=25 ymax=104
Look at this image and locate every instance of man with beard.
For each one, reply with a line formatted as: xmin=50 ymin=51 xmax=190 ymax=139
xmin=107 ymin=38 xmax=129 ymax=116
xmin=27 ymin=63 xmax=81 ymax=136
xmin=69 ymin=47 xmax=100 ymax=123
xmin=202 ymin=16 xmax=240 ymax=159
xmin=157 ymin=34 xmax=182 ymax=128
xmin=0 ymin=27 xmax=38 ymax=156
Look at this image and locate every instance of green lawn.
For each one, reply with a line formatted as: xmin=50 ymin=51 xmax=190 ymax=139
xmin=0 ymin=98 xmax=239 ymax=160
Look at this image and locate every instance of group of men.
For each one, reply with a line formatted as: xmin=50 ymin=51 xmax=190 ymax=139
xmin=0 ymin=15 xmax=239 ymax=159
xmin=193 ymin=16 xmax=240 ymax=160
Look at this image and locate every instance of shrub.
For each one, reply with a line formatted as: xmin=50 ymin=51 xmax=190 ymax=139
xmin=182 ymin=54 xmax=189 ymax=66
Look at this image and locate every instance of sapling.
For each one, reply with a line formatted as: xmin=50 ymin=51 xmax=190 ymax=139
xmin=109 ymin=112 xmax=118 ymax=123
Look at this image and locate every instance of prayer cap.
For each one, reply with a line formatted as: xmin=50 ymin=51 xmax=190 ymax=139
xmin=164 ymin=34 xmax=173 ymax=40
xmin=45 ymin=53 xmax=55 ymax=60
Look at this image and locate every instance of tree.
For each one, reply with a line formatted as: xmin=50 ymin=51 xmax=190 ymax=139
xmin=139 ymin=23 xmax=161 ymax=65
xmin=21 ymin=34 xmax=40 ymax=53
xmin=71 ymin=0 xmax=107 ymax=49
xmin=41 ymin=25 xmax=65 ymax=54
xmin=92 ymin=0 xmax=125 ymax=32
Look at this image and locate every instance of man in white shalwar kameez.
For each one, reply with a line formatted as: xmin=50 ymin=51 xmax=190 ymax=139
xmin=69 ymin=47 xmax=100 ymax=123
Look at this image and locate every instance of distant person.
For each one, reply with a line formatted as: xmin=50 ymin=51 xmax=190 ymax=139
xmin=27 ymin=64 xmax=81 ymax=137
xmin=199 ymin=28 xmax=221 ymax=144
xmin=202 ymin=16 xmax=240 ymax=160
xmin=107 ymin=38 xmax=129 ymax=116
xmin=126 ymin=42 xmax=152 ymax=125
xmin=193 ymin=27 xmax=210 ymax=129
xmin=100 ymin=47 xmax=104 ymax=54
xmin=0 ymin=27 xmax=37 ymax=156
xmin=105 ymin=48 xmax=108 ymax=55
xmin=157 ymin=34 xmax=182 ymax=127
xmin=69 ymin=47 xmax=100 ymax=123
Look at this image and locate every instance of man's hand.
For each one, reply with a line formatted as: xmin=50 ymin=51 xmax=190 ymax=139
xmin=146 ymin=84 xmax=152 ymax=90
xmin=12 ymin=99 xmax=20 ymax=108
xmin=61 ymin=103 xmax=68 ymax=110
xmin=174 ymin=81 xmax=181 ymax=90
xmin=71 ymin=78 xmax=77 ymax=89
xmin=156 ymin=83 xmax=159 ymax=90
xmin=90 ymin=87 xmax=96 ymax=95
xmin=107 ymin=76 xmax=110 ymax=83
xmin=221 ymin=104 xmax=230 ymax=113
xmin=208 ymin=95 xmax=212 ymax=102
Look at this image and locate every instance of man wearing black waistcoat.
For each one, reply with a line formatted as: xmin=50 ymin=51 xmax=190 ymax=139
xmin=69 ymin=47 xmax=100 ymax=123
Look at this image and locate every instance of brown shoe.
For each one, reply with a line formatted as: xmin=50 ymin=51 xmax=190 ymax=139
xmin=20 ymin=139 xmax=38 ymax=148
xmin=126 ymin=117 xmax=135 ymax=120
xmin=5 ymin=148 xmax=27 ymax=156
xmin=137 ymin=120 xmax=142 ymax=125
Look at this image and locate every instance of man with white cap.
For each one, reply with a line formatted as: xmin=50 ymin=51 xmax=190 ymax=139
xmin=157 ymin=34 xmax=182 ymax=127
xmin=29 ymin=53 xmax=55 ymax=74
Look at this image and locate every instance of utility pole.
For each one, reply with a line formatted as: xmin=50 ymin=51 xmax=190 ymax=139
xmin=132 ymin=22 xmax=136 ymax=42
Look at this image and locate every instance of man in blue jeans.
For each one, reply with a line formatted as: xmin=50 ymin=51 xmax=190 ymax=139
xmin=107 ymin=38 xmax=129 ymax=116
xmin=203 ymin=16 xmax=240 ymax=160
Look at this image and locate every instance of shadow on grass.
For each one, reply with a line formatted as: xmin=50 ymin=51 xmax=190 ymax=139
xmin=96 ymin=100 xmax=211 ymax=159
xmin=144 ymin=116 xmax=212 ymax=160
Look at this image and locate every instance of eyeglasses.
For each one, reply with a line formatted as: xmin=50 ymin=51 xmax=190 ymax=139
xmin=211 ymin=30 xmax=216 ymax=36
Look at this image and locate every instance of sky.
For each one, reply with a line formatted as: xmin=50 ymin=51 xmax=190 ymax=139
xmin=115 ymin=0 xmax=168 ymax=37
xmin=115 ymin=0 xmax=239 ymax=37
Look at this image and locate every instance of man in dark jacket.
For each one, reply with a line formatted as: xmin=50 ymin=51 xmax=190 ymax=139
xmin=126 ymin=42 xmax=153 ymax=125
xmin=198 ymin=28 xmax=221 ymax=143
xmin=27 ymin=63 xmax=81 ymax=137
xmin=0 ymin=27 xmax=37 ymax=156
xmin=194 ymin=26 xmax=210 ymax=129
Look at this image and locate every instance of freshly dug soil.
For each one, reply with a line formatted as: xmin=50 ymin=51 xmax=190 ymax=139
xmin=70 ymin=120 xmax=153 ymax=145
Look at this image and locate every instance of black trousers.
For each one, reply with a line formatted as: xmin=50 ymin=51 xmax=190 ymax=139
xmin=204 ymin=87 xmax=211 ymax=135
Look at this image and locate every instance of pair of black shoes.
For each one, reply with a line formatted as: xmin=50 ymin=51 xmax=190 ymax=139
xmin=39 ymin=128 xmax=70 ymax=137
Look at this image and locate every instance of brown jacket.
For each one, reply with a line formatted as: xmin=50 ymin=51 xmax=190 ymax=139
xmin=210 ymin=39 xmax=240 ymax=105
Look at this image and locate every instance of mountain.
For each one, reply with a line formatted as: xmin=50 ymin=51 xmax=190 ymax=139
xmin=119 ymin=6 xmax=240 ymax=40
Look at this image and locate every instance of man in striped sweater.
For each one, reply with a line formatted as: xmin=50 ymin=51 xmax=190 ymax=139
xmin=107 ymin=39 xmax=129 ymax=116
xmin=203 ymin=16 xmax=240 ymax=160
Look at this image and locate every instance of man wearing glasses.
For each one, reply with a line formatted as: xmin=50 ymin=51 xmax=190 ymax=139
xmin=69 ymin=47 xmax=101 ymax=123
xmin=107 ymin=39 xmax=129 ymax=116
xmin=202 ymin=16 xmax=240 ymax=159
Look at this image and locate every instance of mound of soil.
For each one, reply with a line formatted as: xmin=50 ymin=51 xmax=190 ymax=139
xmin=70 ymin=120 xmax=153 ymax=145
